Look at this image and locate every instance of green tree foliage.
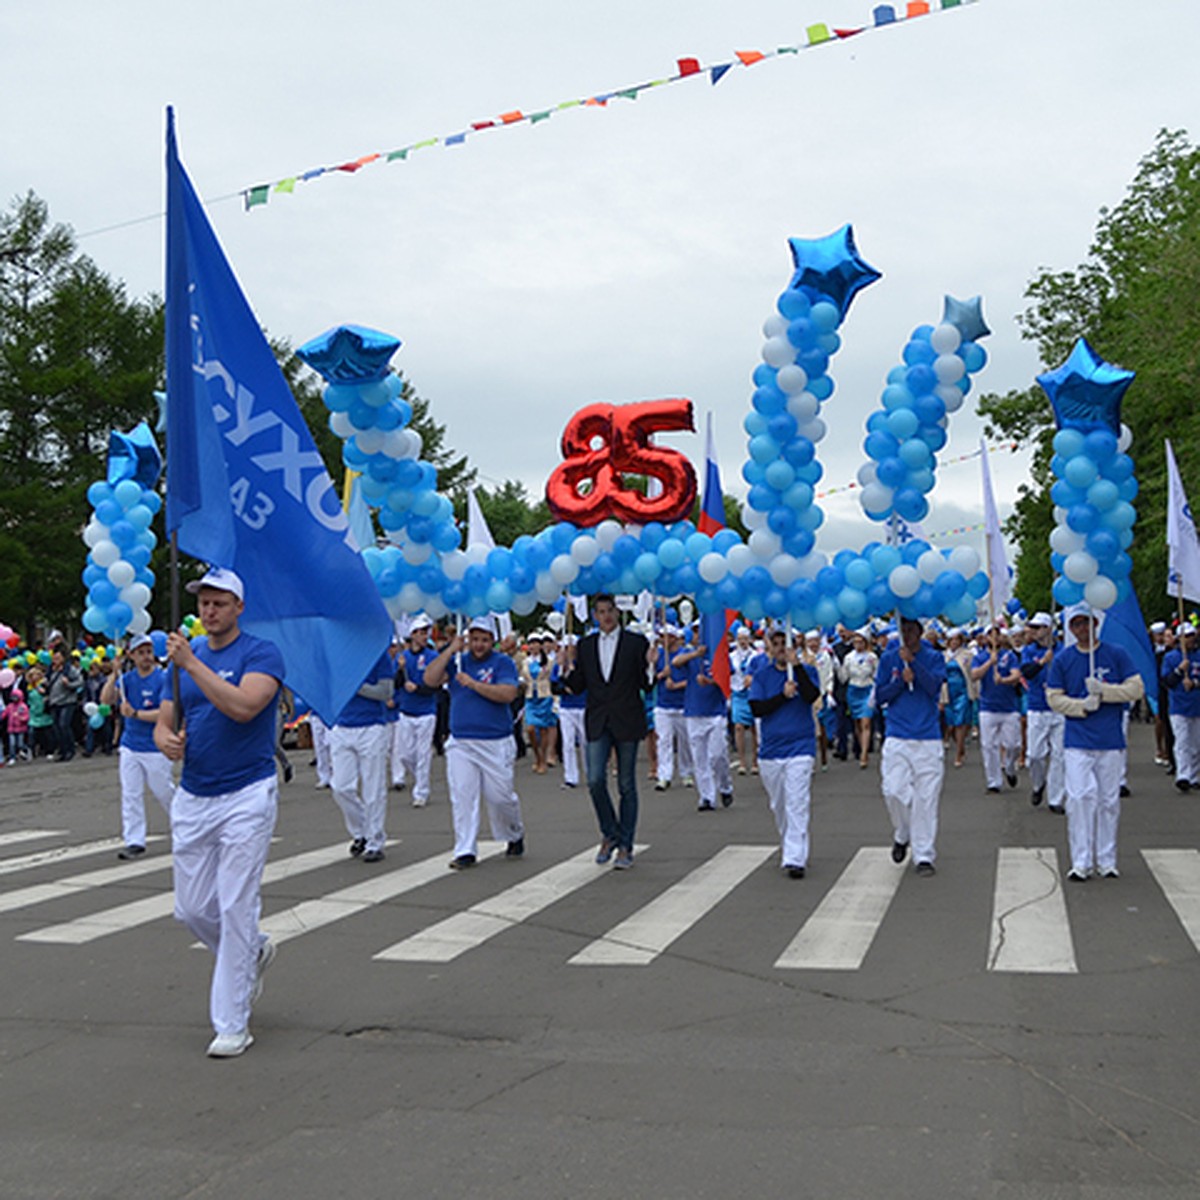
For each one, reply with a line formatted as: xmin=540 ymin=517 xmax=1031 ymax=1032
xmin=0 ymin=192 xmax=162 ymax=640
xmin=978 ymin=128 xmax=1200 ymax=617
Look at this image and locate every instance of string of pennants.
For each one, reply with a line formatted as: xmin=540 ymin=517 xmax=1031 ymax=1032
xmin=242 ymin=0 xmax=979 ymax=211
xmin=814 ymin=440 xmax=1017 ymax=503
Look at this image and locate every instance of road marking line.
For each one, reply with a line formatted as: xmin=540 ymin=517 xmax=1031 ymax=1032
xmin=1143 ymin=848 xmax=1200 ymax=953
xmin=17 ymin=843 xmax=351 ymax=945
xmin=988 ymin=846 xmax=1077 ymax=973
xmin=0 ymin=830 xmax=68 ymax=849
xmin=0 ymin=854 xmax=171 ymax=916
xmin=0 ymin=836 xmax=164 ymax=878
xmin=569 ymin=844 xmax=773 ymax=966
xmin=262 ymin=842 xmax=507 ymax=946
xmin=774 ymin=847 xmax=903 ymax=971
xmin=375 ymin=845 xmax=640 ymax=963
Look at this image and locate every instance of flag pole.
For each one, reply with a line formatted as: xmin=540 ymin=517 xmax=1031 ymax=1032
xmin=1179 ymin=579 xmax=1188 ymax=667
xmin=169 ymin=529 xmax=182 ymax=729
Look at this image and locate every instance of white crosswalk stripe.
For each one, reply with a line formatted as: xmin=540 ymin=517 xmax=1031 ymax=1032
xmin=18 ymin=843 xmax=352 ymax=945
xmin=262 ymin=842 xmax=507 ymax=946
xmin=569 ymin=844 xmax=774 ymax=966
xmin=1142 ymin=848 xmax=1200 ymax=953
xmin=375 ymin=845 xmax=646 ymax=963
xmin=0 ymin=852 xmax=171 ymax=916
xmin=0 ymin=836 xmax=162 ymax=878
xmin=0 ymin=830 xmax=68 ymax=850
xmin=987 ymin=847 xmax=1078 ymax=973
xmin=774 ymin=847 xmax=903 ymax=971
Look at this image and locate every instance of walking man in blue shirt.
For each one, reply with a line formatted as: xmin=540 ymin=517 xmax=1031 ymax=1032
xmin=1160 ymin=624 xmax=1200 ymax=792
xmin=875 ymin=617 xmax=948 ymax=876
xmin=156 ymin=568 xmax=285 ymax=1058
xmin=1021 ymin=612 xmax=1065 ymax=812
xmin=1047 ymin=603 xmax=1144 ymax=880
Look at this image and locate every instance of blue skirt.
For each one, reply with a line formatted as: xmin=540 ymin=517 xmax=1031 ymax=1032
xmin=730 ymin=691 xmax=754 ymax=727
xmin=525 ymin=696 xmax=556 ymax=729
xmin=847 ymin=683 xmax=873 ymax=720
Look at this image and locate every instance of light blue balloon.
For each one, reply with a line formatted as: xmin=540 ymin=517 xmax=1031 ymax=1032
xmin=1063 ymin=455 xmax=1098 ymax=489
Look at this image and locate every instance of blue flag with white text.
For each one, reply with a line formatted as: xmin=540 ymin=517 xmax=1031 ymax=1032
xmin=164 ymin=107 xmax=391 ymax=722
xmin=1102 ymin=583 xmax=1158 ymax=717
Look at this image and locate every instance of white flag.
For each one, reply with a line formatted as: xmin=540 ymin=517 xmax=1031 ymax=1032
xmin=980 ymin=439 xmax=1011 ymax=616
xmin=1166 ymin=439 xmax=1200 ymax=603
xmin=466 ymin=490 xmax=512 ymax=638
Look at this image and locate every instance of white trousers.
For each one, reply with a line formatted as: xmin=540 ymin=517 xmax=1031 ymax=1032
xmin=1063 ymin=747 xmax=1123 ymax=875
xmin=310 ymin=713 xmax=332 ymax=786
xmin=118 ymin=745 xmax=173 ymax=847
xmin=446 ymin=737 xmax=524 ymax=858
xmin=330 ymin=723 xmax=390 ymax=853
xmin=1170 ymin=714 xmax=1200 ymax=785
xmin=654 ymin=708 xmax=693 ymax=784
xmin=393 ymin=712 xmax=436 ymax=803
xmin=758 ymin=755 xmax=814 ymax=868
xmin=558 ymin=708 xmax=586 ymax=787
xmin=979 ymin=711 xmax=1021 ymax=789
xmin=881 ymin=738 xmax=945 ymax=865
xmin=687 ymin=714 xmax=732 ymax=805
xmin=1026 ymin=709 xmax=1066 ymax=807
xmin=172 ymin=777 xmax=277 ymax=1036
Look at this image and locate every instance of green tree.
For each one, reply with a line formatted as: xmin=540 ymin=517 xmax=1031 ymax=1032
xmin=978 ymin=128 xmax=1200 ymax=617
xmin=0 ymin=192 xmax=162 ymax=640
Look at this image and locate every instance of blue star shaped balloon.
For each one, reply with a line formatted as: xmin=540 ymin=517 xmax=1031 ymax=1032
xmin=297 ymin=324 xmax=401 ymax=383
xmin=942 ymin=294 xmax=991 ymax=341
xmin=1036 ymin=338 xmax=1135 ymax=434
xmin=786 ymin=225 xmax=882 ymax=320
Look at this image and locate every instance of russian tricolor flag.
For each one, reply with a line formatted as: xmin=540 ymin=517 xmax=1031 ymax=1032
xmin=697 ymin=412 xmax=733 ymax=697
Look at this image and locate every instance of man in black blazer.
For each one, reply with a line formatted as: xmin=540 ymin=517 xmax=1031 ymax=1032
xmin=564 ymin=594 xmax=652 ymax=870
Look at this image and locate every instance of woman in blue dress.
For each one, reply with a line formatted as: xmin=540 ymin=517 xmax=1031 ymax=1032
xmin=837 ymin=629 xmax=878 ymax=768
xmin=521 ymin=632 xmax=558 ymax=773
xmin=943 ymin=628 xmax=973 ymax=768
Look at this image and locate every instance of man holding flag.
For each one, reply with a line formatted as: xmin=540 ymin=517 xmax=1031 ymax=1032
xmin=162 ymin=109 xmax=392 ymax=1054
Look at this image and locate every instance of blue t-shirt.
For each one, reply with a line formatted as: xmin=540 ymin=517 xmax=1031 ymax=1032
xmin=1161 ymin=648 xmax=1200 ymax=718
xmin=119 ymin=666 xmax=166 ymax=753
xmin=172 ymin=632 xmax=284 ymax=796
xmin=973 ymin=647 xmax=1022 ymax=713
xmin=749 ymin=661 xmax=818 ymax=759
xmin=1020 ymin=643 xmax=1056 ymax=712
xmin=446 ymin=650 xmax=518 ymax=741
xmin=654 ymin=646 xmax=687 ymax=711
xmin=334 ymin=650 xmax=395 ymax=728
xmin=1046 ymin=642 xmax=1137 ymax=750
xmin=399 ymin=646 xmax=440 ymax=717
xmin=874 ymin=642 xmax=946 ymax=741
xmin=680 ymin=653 xmax=728 ymax=719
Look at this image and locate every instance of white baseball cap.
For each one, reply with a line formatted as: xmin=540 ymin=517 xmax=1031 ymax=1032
xmin=185 ymin=567 xmax=244 ymax=601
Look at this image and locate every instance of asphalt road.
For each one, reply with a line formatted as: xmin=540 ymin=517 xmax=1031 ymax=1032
xmin=2 ymin=722 xmax=1198 ymax=1200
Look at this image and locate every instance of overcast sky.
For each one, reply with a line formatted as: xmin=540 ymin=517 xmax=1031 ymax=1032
xmin=4 ymin=0 xmax=1197 ymax=562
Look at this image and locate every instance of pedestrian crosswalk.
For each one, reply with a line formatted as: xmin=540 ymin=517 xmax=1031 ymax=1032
xmin=4 ymin=828 xmax=1200 ymax=975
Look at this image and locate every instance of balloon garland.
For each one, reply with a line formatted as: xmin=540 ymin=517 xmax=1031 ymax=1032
xmin=1037 ymin=338 xmax=1138 ymax=610
xmin=300 ymin=228 xmax=993 ymax=626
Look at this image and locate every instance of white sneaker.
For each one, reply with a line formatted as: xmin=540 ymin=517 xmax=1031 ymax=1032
xmin=206 ymin=1030 xmax=253 ymax=1058
xmin=251 ymin=937 xmax=276 ymax=1006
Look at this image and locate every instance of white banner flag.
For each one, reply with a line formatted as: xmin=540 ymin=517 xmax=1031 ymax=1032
xmin=466 ymin=490 xmax=512 ymax=638
xmin=980 ymin=439 xmax=1011 ymax=617
xmin=1166 ymin=439 xmax=1200 ymax=603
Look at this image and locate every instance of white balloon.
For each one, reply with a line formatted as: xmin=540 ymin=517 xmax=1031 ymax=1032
xmin=545 ymin=610 xmax=566 ymax=633
xmin=571 ymin=535 xmax=600 ymax=566
xmin=796 ymin=551 xmax=827 ymax=579
xmin=403 ymin=541 xmax=432 ymax=565
xmin=128 ymin=608 xmax=153 ymax=636
xmin=441 ymin=550 xmax=468 ymax=581
xmin=936 ymin=383 xmax=965 ymax=413
xmin=1084 ymin=575 xmax=1117 ymax=610
xmin=917 ymin=549 xmax=945 ymax=583
xmin=947 ymin=545 xmax=980 ymax=578
xmin=511 ymin=592 xmax=539 ymax=617
xmin=107 ymin=560 xmax=136 ymax=588
xmin=355 ymin=429 xmax=384 ymax=455
xmin=796 ymin=418 xmax=826 ymax=443
xmin=748 ymin=529 xmax=781 ymax=560
xmin=549 ymin=554 xmax=580 ymax=585
xmin=397 ymin=582 xmax=424 ymax=612
xmin=930 ymin=323 xmax=962 ymax=355
xmin=464 ymin=544 xmax=490 ymax=567
xmin=859 ymin=482 xmax=893 ymax=514
xmin=787 ymin=391 xmax=820 ymax=422
xmin=91 ymin=540 xmax=120 ymax=569
xmin=120 ymin=583 xmax=152 ymax=609
xmin=727 ymin=544 xmax=756 ymax=576
xmin=776 ymin=364 xmax=809 ymax=395
xmin=768 ymin=554 xmax=803 ymax=587
xmin=889 ymin=565 xmax=921 ymax=598
xmin=740 ymin=504 xmax=768 ymax=531
xmin=933 ymin=354 xmax=966 ymax=384
xmin=678 ymin=599 xmax=695 ymax=626
xmin=329 ymin=412 xmax=354 ymax=438
xmin=535 ymin=571 xmax=562 ymax=604
xmin=595 ymin=520 xmax=622 ymax=552
xmin=857 ymin=462 xmax=879 ymax=487
xmin=762 ymin=336 xmax=796 ymax=369
xmin=83 ymin=702 xmax=99 ymax=717
xmin=406 ymin=429 xmax=424 ymax=459
xmin=83 ymin=520 xmax=107 ymax=548
xmin=698 ymin=552 xmax=729 ymax=584
xmin=762 ymin=313 xmax=788 ymax=339
xmin=1063 ymin=551 xmax=1099 ymax=584
xmin=1049 ymin=525 xmax=1084 ymax=555
xmin=1118 ymin=423 xmax=1133 ymax=453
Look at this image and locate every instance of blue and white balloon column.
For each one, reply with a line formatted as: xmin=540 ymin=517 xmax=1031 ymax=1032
xmin=80 ymin=424 xmax=162 ymax=638
xmin=858 ymin=297 xmax=991 ymax=526
xmin=1037 ymin=339 xmax=1137 ymax=610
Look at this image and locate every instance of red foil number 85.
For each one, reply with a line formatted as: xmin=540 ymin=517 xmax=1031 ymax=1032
xmin=545 ymin=399 xmax=697 ymax=526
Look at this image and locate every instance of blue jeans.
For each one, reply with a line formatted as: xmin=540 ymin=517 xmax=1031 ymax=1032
xmin=51 ymin=704 xmax=77 ymax=760
xmin=585 ymin=732 xmax=640 ymax=852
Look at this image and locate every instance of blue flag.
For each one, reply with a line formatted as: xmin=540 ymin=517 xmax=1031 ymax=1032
xmin=164 ymin=107 xmax=392 ymax=722
xmin=1102 ymin=583 xmax=1158 ymax=717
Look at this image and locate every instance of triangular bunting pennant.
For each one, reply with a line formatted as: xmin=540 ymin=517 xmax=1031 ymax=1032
xmin=710 ymin=63 xmax=732 ymax=85
xmin=735 ymin=50 xmax=765 ymax=65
